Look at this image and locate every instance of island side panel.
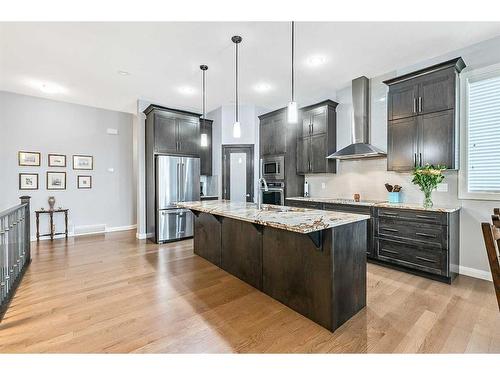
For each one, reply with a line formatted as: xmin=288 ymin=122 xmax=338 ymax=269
xmin=262 ymin=227 xmax=333 ymax=330
xmin=193 ymin=211 xmax=222 ymax=267
xmin=331 ymin=220 xmax=367 ymax=330
xmin=221 ymin=218 xmax=263 ymax=290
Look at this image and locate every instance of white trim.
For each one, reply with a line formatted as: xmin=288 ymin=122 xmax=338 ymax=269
xmin=31 ymin=224 xmax=137 ymax=242
xmin=459 ymin=62 xmax=500 ymax=201
xmin=459 ymin=265 xmax=492 ymax=281
xmin=136 ymin=232 xmax=148 ymax=240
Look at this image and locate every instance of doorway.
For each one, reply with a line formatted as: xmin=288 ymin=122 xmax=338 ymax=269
xmin=222 ymin=145 xmax=254 ymax=202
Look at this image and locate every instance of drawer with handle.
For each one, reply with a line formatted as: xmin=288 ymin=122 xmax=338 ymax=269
xmin=376 ymin=238 xmax=447 ymax=276
xmin=375 ymin=207 xmax=447 ymax=225
xmin=322 ymin=203 xmax=371 ymax=215
xmin=376 ymin=218 xmax=446 ymax=248
xmin=285 ymin=200 xmax=323 ymax=210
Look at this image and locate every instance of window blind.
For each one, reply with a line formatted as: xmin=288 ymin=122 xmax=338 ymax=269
xmin=467 ymin=74 xmax=500 ymax=193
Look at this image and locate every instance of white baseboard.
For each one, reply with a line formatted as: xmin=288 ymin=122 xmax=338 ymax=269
xmin=31 ymin=224 xmax=137 ymax=242
xmin=136 ymin=232 xmax=148 ymax=240
xmin=459 ymin=266 xmax=492 ymax=281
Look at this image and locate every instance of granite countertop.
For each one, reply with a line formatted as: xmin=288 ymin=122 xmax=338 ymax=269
xmin=286 ymin=196 xmax=461 ymax=213
xmin=177 ymin=200 xmax=370 ymax=234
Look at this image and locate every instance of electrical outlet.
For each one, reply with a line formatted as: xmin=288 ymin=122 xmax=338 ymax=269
xmin=321 ymin=183 xmax=326 ymax=189
xmin=436 ymin=183 xmax=448 ymax=192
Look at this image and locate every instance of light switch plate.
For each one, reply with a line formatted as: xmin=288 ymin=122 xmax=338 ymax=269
xmin=321 ymin=183 xmax=326 ymax=189
xmin=107 ymin=168 xmax=114 ymax=173
xmin=436 ymin=183 xmax=448 ymax=192
xmin=106 ymin=128 xmax=119 ymax=135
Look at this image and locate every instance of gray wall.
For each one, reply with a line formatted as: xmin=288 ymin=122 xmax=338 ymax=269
xmin=306 ymin=36 xmax=500 ymax=279
xmin=0 ymin=91 xmax=136 ymax=239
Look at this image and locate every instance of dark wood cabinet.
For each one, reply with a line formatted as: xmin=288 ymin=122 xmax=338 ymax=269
xmin=259 ymin=110 xmax=287 ymax=156
xmin=387 ymin=116 xmax=418 ymax=171
xmin=146 ymin=105 xmax=201 ymax=156
xmin=296 ymin=100 xmax=338 ymax=174
xmin=373 ymin=207 xmax=460 ymax=284
xmin=200 ymin=119 xmax=213 ymax=176
xmin=385 ymin=57 xmax=465 ymax=171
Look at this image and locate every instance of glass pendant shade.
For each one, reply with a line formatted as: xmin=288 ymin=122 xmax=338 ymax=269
xmin=287 ymin=101 xmax=298 ymax=123
xmin=233 ymin=121 xmax=241 ymax=138
xmin=200 ymin=133 xmax=208 ymax=147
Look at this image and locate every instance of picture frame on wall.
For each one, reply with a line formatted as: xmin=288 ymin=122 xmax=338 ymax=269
xmin=46 ymin=171 xmax=66 ymax=190
xmin=19 ymin=173 xmax=39 ymax=190
xmin=48 ymin=154 xmax=66 ymax=167
xmin=77 ymin=175 xmax=92 ymax=189
xmin=18 ymin=151 xmax=41 ymax=166
xmin=73 ymin=155 xmax=93 ymax=170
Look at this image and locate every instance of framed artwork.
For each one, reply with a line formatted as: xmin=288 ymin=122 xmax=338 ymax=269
xmin=48 ymin=154 xmax=66 ymax=167
xmin=19 ymin=173 xmax=39 ymax=190
xmin=73 ymin=155 xmax=93 ymax=170
xmin=46 ymin=171 xmax=66 ymax=190
xmin=18 ymin=151 xmax=41 ymax=166
xmin=77 ymin=175 xmax=92 ymax=189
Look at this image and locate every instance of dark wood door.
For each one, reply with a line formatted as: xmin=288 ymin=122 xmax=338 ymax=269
xmin=388 ymin=80 xmax=419 ymax=120
xmin=387 ymin=116 xmax=418 ymax=171
xmin=418 ymin=109 xmax=455 ymax=168
xmin=154 ymin=114 xmax=177 ymax=153
xmin=200 ymin=119 xmax=212 ymax=175
xmin=296 ymin=137 xmax=310 ymax=174
xmin=301 ymin=112 xmax=311 ymax=137
xmin=259 ymin=117 xmax=274 ymax=156
xmin=310 ymin=106 xmax=327 ymax=135
xmin=310 ymin=134 xmax=328 ymax=173
xmin=177 ymin=118 xmax=200 ymax=156
xmin=417 ymin=69 xmax=455 ymax=115
xmin=272 ymin=116 xmax=287 ymax=154
xmin=222 ymin=145 xmax=254 ymax=202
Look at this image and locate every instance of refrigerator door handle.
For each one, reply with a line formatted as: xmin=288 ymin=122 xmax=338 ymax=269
xmin=181 ymin=163 xmax=185 ymax=201
xmin=176 ymin=163 xmax=180 ymax=202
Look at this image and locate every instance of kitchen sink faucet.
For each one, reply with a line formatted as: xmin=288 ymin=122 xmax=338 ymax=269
xmin=258 ymin=177 xmax=268 ymax=210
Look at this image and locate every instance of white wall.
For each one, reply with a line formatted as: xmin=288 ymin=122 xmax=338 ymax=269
xmin=0 ymin=91 xmax=136 ymax=239
xmin=305 ymin=36 xmax=500 ymax=279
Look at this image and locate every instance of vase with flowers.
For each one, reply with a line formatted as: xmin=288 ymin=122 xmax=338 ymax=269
xmin=411 ymin=164 xmax=446 ymax=208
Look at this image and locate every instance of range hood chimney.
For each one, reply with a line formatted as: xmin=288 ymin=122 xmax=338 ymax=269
xmin=327 ymin=76 xmax=386 ymax=160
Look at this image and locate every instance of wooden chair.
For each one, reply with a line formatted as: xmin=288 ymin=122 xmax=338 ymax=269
xmin=481 ymin=221 xmax=500 ymax=311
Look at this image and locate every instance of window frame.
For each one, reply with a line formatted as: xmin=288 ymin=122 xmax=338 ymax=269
xmin=459 ymin=62 xmax=500 ymax=201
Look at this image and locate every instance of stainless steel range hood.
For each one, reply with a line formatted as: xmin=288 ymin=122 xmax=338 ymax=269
xmin=327 ymin=76 xmax=386 ymax=160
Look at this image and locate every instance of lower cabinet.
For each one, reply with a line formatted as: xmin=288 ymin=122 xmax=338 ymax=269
xmin=373 ymin=207 xmax=459 ymax=283
xmin=193 ymin=211 xmax=221 ymax=267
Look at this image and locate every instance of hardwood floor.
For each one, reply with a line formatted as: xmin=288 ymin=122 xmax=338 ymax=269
xmin=1 ymin=229 xmax=499 ymax=353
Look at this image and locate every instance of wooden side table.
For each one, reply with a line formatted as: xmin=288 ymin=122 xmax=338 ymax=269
xmin=35 ymin=209 xmax=69 ymax=241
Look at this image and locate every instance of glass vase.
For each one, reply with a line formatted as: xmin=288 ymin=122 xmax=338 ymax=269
xmin=422 ymin=189 xmax=433 ymax=209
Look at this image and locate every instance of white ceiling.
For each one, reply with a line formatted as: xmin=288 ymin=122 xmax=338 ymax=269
xmin=1 ymin=22 xmax=500 ymax=115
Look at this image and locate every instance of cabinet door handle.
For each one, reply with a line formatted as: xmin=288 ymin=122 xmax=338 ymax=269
xmin=311 ymin=123 xmax=314 ymax=134
xmin=380 ymin=212 xmax=398 ymax=217
xmin=414 ymin=153 xmax=417 ymax=168
xmin=413 ymin=97 xmax=417 ymax=113
xmin=416 ymin=215 xmax=434 ymax=220
xmin=382 ymin=248 xmax=399 ymax=255
xmin=419 ymin=153 xmax=422 ymax=167
xmin=418 ymin=97 xmax=423 ymax=112
xmin=416 ymin=256 xmax=435 ymax=263
xmin=382 ymin=227 xmax=399 ymax=232
xmin=416 ymin=232 xmax=437 ymax=238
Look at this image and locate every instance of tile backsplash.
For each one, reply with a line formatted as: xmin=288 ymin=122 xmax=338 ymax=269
xmin=305 ymin=158 xmax=460 ymax=208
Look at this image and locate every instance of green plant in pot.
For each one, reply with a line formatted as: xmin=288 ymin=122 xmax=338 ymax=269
xmin=411 ymin=164 xmax=446 ymax=208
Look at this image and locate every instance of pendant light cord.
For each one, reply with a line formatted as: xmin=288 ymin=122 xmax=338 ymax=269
xmin=235 ymin=41 xmax=239 ymax=123
xmin=202 ymin=69 xmax=206 ymax=121
xmin=291 ymin=21 xmax=295 ymax=102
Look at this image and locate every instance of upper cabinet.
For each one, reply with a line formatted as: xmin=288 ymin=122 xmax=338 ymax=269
xmin=145 ymin=105 xmax=201 ymax=157
xmin=384 ymin=57 xmax=465 ymax=171
xmin=200 ymin=119 xmax=213 ymax=176
xmin=259 ymin=109 xmax=287 ymax=156
xmin=296 ymin=100 xmax=338 ymax=174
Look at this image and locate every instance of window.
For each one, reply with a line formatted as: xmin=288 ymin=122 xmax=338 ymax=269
xmin=460 ymin=64 xmax=500 ymax=200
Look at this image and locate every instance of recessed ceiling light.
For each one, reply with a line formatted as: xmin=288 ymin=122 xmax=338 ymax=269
xmin=306 ymin=55 xmax=327 ymax=67
xmin=26 ymin=79 xmax=66 ymax=95
xmin=178 ymin=86 xmax=196 ymax=96
xmin=253 ymin=82 xmax=272 ymax=93
xmin=117 ymin=70 xmax=130 ymax=76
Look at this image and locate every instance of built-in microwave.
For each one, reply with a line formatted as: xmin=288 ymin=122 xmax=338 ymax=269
xmin=261 ymin=156 xmax=285 ymax=180
xmin=260 ymin=181 xmax=285 ymax=206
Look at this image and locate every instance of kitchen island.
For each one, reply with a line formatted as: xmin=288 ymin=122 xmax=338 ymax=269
xmin=177 ymin=200 xmax=370 ymax=332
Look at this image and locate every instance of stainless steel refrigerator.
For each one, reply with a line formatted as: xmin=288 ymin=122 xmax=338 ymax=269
xmin=156 ymin=155 xmax=200 ymax=243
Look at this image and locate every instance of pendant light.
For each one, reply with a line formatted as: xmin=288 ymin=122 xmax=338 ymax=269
xmin=232 ymin=35 xmax=242 ymax=138
xmin=287 ymin=21 xmax=298 ymax=124
xmin=200 ymin=64 xmax=208 ymax=147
